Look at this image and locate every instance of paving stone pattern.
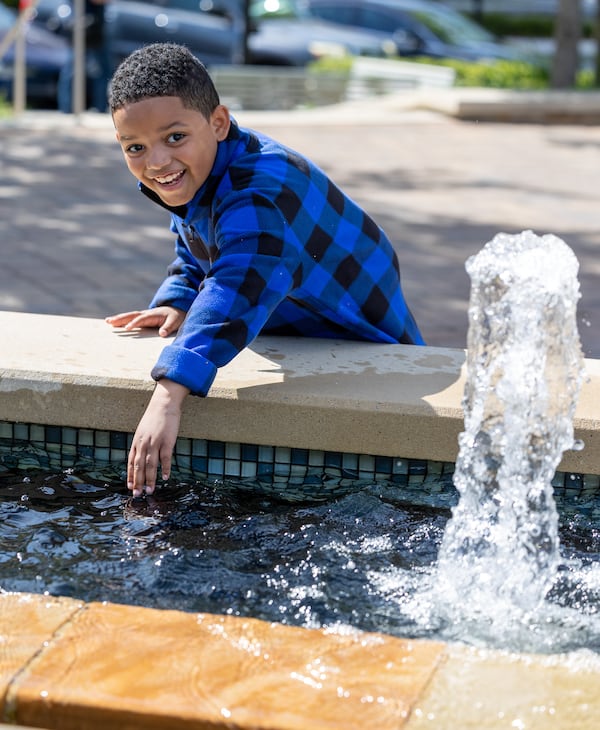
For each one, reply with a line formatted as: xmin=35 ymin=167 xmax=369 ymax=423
xmin=1 ymin=109 xmax=599 ymax=357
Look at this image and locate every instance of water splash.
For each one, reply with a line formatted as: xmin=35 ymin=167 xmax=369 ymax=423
xmin=436 ymin=231 xmax=586 ymax=636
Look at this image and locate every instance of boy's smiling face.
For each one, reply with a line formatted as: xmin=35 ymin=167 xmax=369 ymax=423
xmin=113 ymin=95 xmax=230 ymax=207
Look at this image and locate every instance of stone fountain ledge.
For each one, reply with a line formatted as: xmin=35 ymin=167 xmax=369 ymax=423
xmin=0 ymin=310 xmax=598 ymax=475
xmin=0 ymin=592 xmax=599 ymax=730
xmin=405 ymin=87 xmax=600 ymax=124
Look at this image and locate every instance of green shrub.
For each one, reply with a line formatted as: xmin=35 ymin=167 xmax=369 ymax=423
xmin=470 ymin=11 xmax=596 ymax=40
xmin=308 ymin=56 xmax=354 ymax=76
xmin=0 ymin=94 xmax=11 ymax=118
xmin=311 ymin=55 xmax=596 ymax=91
xmin=575 ymin=69 xmax=596 ymax=89
xmin=414 ymin=57 xmax=597 ymax=90
xmin=413 ymin=57 xmax=550 ymax=89
xmin=470 ymin=13 xmax=555 ymax=38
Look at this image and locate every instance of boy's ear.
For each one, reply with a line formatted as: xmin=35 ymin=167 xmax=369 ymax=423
xmin=212 ymin=105 xmax=231 ymax=141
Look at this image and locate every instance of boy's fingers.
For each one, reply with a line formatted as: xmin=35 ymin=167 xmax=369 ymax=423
xmin=159 ymin=447 xmax=172 ymax=482
xmin=127 ymin=445 xmax=161 ymax=497
xmin=124 ymin=313 xmax=153 ymax=330
xmin=159 ymin=310 xmax=184 ymax=337
xmin=128 ymin=444 xmax=153 ymax=497
xmin=106 ymin=311 xmax=142 ymax=326
xmin=108 ymin=311 xmax=158 ymax=330
xmin=126 ymin=311 xmax=172 ymax=332
xmin=144 ymin=452 xmax=158 ymax=494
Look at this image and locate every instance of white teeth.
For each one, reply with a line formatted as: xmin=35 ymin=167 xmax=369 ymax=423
xmin=156 ymin=171 xmax=183 ymax=184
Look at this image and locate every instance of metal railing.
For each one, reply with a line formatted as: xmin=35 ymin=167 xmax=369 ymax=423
xmin=1 ymin=0 xmax=86 ymax=115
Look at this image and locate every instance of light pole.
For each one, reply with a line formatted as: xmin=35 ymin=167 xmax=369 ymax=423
xmin=72 ymin=0 xmax=86 ymax=115
xmin=12 ymin=1 xmax=37 ymax=115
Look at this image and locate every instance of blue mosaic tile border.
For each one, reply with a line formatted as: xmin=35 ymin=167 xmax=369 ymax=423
xmin=1 ymin=421 xmax=599 ymax=509
xmin=0 ymin=420 xmax=456 ymax=502
xmin=0 ymin=419 xmax=440 ymax=480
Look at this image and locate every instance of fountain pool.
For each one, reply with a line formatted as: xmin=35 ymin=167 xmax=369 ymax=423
xmin=1 ymin=438 xmax=598 ymax=656
xmin=0 ymin=230 xmax=599 ymax=728
xmin=3 ymin=232 xmax=597 ymax=656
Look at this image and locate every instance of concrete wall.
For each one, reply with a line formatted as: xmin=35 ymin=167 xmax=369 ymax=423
xmin=1 ymin=311 xmax=598 ymax=475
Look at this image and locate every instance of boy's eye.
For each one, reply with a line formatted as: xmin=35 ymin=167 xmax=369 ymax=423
xmin=167 ymin=132 xmax=186 ymax=143
xmin=126 ymin=143 xmax=143 ymax=154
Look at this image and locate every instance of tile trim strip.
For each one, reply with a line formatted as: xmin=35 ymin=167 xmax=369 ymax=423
xmin=1 ymin=420 xmax=598 ymax=510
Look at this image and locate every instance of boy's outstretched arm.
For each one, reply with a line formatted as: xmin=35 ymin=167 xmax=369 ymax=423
xmin=105 ymin=306 xmax=186 ymax=337
xmin=127 ymin=379 xmax=190 ymax=497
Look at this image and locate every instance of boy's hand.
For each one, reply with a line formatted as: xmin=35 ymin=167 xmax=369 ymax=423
xmin=128 ymin=379 xmax=190 ymax=497
xmin=105 ymin=306 xmax=186 ymax=337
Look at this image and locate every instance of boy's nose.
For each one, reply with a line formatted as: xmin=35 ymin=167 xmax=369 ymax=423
xmin=146 ymin=146 xmax=171 ymax=170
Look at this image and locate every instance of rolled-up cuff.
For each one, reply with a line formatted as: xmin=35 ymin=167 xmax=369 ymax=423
xmin=151 ymin=345 xmax=217 ymax=397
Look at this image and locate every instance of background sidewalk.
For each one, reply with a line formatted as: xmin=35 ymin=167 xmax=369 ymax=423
xmin=1 ymin=97 xmax=599 ymax=357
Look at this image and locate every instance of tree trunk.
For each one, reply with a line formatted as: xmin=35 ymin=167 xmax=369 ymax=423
xmin=595 ymin=0 xmax=600 ymax=86
xmin=551 ymin=0 xmax=582 ymax=88
xmin=242 ymin=0 xmax=251 ymax=65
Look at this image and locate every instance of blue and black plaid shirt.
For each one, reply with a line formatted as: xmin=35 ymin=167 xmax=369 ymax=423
xmin=145 ymin=119 xmax=424 ymax=396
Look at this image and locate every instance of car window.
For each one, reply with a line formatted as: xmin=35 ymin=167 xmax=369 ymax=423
xmin=308 ymin=3 xmax=357 ymax=25
xmin=156 ymin=0 xmax=236 ymax=16
xmin=359 ymin=7 xmax=405 ymax=34
xmin=410 ymin=7 xmax=493 ymax=44
xmin=167 ymin=0 xmax=209 ymax=10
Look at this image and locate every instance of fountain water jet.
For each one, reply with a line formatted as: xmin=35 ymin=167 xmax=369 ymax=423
xmin=436 ymin=230 xmax=586 ymax=637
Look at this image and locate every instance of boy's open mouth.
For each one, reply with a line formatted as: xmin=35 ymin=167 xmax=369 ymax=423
xmin=155 ymin=170 xmax=184 ymax=186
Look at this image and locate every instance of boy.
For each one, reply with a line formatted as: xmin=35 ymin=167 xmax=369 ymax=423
xmin=106 ymin=43 xmax=424 ymax=498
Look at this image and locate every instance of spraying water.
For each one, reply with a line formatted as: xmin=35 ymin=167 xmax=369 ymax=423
xmin=436 ymin=230 xmax=586 ymax=638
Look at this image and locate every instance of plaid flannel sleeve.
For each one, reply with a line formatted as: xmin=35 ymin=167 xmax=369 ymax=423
xmin=151 ymin=194 xmax=297 ymax=396
xmin=149 ymin=224 xmax=206 ymax=313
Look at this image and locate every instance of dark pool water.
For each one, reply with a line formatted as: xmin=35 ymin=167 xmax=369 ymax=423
xmin=1 ymin=447 xmax=599 ymax=653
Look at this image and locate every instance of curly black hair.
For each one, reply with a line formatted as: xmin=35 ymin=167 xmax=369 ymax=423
xmin=109 ymin=43 xmax=220 ymax=118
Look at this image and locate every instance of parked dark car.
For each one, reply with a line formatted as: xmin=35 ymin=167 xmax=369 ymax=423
xmin=0 ymin=3 xmax=69 ymax=106
xmin=305 ymin=0 xmax=529 ymax=62
xmin=245 ymin=0 xmax=391 ymax=65
xmin=31 ymin=0 xmax=392 ymax=70
xmin=442 ymin=1 xmax=597 ymax=18
xmin=104 ymin=0 xmax=245 ymax=67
